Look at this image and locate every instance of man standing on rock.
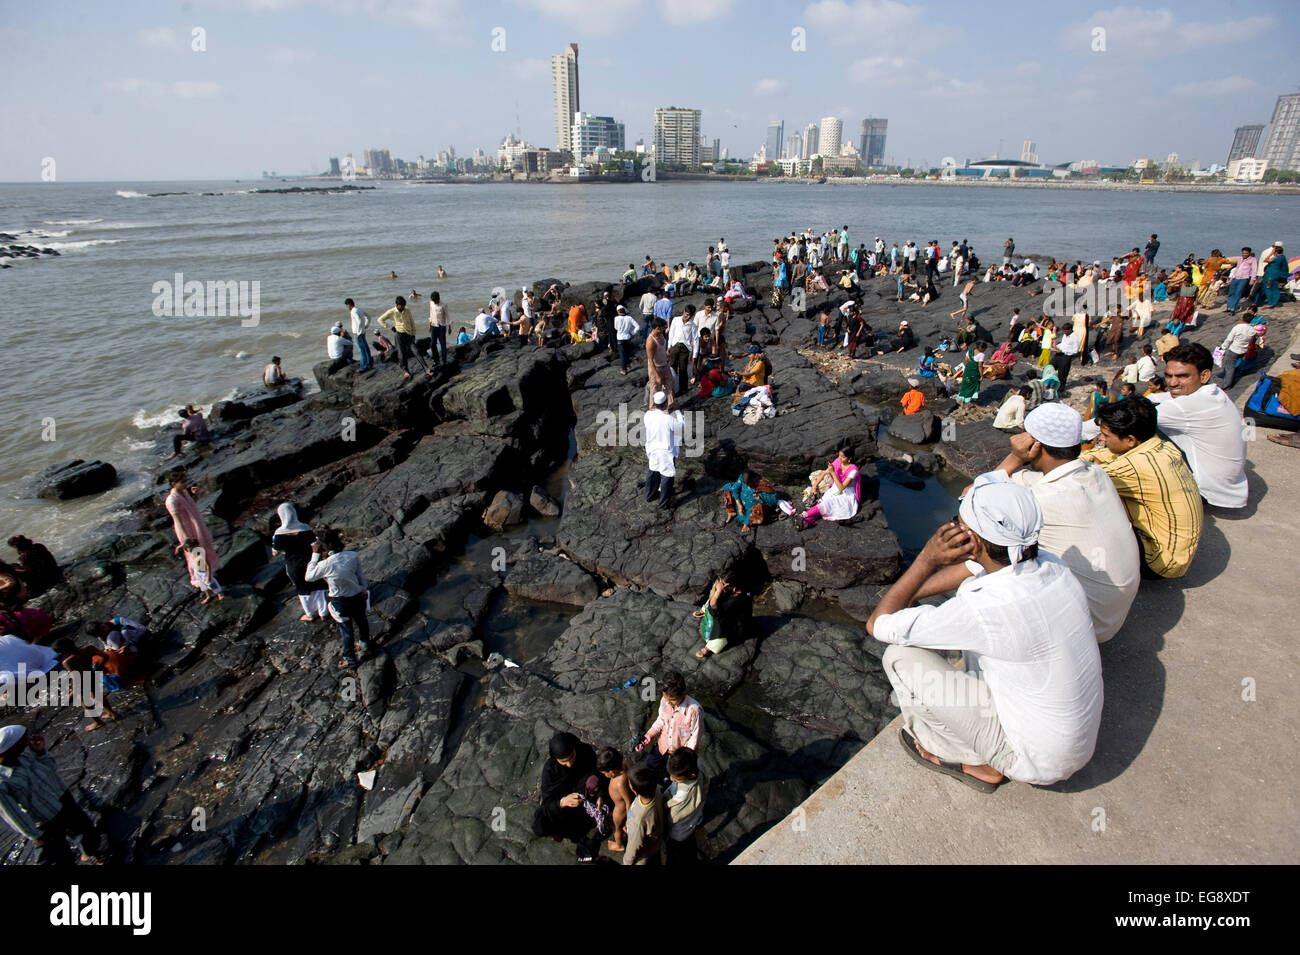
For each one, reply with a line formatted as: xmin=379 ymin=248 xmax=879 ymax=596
xmin=376 ymin=295 xmax=429 ymax=381
xmin=0 ymin=725 xmax=106 ymax=864
xmin=667 ymin=304 xmax=700 ymax=394
xmin=867 ymin=477 xmax=1103 ymax=792
xmin=427 ymin=291 xmax=449 ymax=366
xmin=643 ymin=390 xmax=684 ymax=509
xmin=304 ymin=529 xmax=372 ymax=669
xmin=345 ymin=298 xmax=372 ymax=373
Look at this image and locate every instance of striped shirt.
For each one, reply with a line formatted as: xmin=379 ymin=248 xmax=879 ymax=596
xmin=0 ymin=751 xmax=68 ymax=839
xmin=1082 ymin=437 xmax=1203 ymax=578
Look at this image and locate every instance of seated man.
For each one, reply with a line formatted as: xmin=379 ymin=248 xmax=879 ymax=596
xmin=326 ymin=322 xmax=353 ymax=362
xmin=1083 ymin=397 xmax=1203 ymax=579
xmin=900 ymin=378 xmax=925 ymax=415
xmin=866 ymin=476 xmax=1102 ymax=790
xmin=992 ymin=386 xmax=1031 ymax=432
xmin=165 ymin=405 xmax=211 ymax=460
xmin=992 ymin=404 xmax=1141 ymax=642
xmin=1149 ymin=342 xmax=1248 ymax=509
xmin=531 ymin=731 xmax=604 ymax=863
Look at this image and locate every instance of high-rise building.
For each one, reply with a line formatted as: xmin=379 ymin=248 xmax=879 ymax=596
xmin=328 ymin=157 xmax=340 ymax=176
xmin=363 ymin=148 xmax=392 ymax=174
xmin=654 ymin=107 xmax=702 ymax=165
xmin=1261 ymin=93 xmax=1300 ymax=171
xmin=552 ymin=43 xmax=580 ymax=155
xmin=802 ymin=123 xmax=819 ymax=159
xmin=766 ymin=121 xmax=784 ymax=161
xmin=819 ymin=117 xmax=842 ymax=157
xmin=860 ymin=117 xmax=888 ymax=167
xmin=1227 ymin=124 xmax=1264 ymax=164
xmin=787 ymin=132 xmax=802 ymax=161
xmin=1021 ymin=139 xmax=1038 ymax=164
xmin=571 ymin=112 xmax=625 ymax=160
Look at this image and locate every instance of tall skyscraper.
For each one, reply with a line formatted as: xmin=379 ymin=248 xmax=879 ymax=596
xmin=860 ymin=117 xmax=888 ymax=167
xmin=1228 ymin=123 xmax=1265 ymax=164
xmin=654 ymin=107 xmax=702 ymax=165
xmin=1021 ymin=139 xmax=1038 ymax=164
xmin=1260 ymin=93 xmax=1300 ymax=171
xmin=552 ymin=44 xmax=580 ymax=155
xmin=787 ymin=132 xmax=802 ymax=161
xmin=766 ymin=121 xmax=784 ymax=161
xmin=802 ymin=123 xmax=819 ymax=159
xmin=819 ymin=117 xmax=842 ymax=157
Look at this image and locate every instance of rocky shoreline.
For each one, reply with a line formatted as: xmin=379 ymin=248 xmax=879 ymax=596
xmin=10 ymin=256 xmax=1292 ymax=865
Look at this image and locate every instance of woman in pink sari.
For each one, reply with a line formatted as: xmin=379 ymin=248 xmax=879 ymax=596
xmin=794 ymin=444 xmax=860 ymax=530
xmin=164 ymin=474 xmax=220 ymax=573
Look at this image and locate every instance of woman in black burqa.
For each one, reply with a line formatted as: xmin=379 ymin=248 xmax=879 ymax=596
xmin=532 ymin=731 xmax=607 ymax=862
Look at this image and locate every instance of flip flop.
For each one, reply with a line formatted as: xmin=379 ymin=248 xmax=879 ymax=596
xmin=898 ymin=728 xmax=999 ymax=793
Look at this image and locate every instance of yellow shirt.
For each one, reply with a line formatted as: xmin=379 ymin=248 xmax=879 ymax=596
xmin=377 ymin=305 xmax=416 ymax=336
xmin=1081 ymin=437 xmax=1202 ymax=578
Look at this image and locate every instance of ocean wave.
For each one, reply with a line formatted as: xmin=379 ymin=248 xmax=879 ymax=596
xmin=46 ymin=239 xmax=123 ymax=251
xmin=116 ymin=190 xmax=149 ymax=198
xmin=132 ymin=406 xmax=181 ymax=430
xmin=2 ymin=228 xmax=70 ymax=239
xmin=43 ymin=218 xmax=103 ymax=225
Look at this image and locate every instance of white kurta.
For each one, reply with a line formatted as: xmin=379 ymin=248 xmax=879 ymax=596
xmin=644 ymin=408 xmax=683 ymax=477
xmin=816 ymin=467 xmax=859 ymax=521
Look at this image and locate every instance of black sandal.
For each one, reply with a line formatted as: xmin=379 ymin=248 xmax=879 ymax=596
xmin=899 ymin=728 xmax=1000 ymax=793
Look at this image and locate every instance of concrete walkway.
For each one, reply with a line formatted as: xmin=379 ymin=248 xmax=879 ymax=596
xmin=737 ymin=327 xmax=1300 ymax=865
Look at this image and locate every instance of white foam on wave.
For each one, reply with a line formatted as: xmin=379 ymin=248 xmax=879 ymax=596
xmin=3 ymin=228 xmax=70 ymax=240
xmin=132 ymin=406 xmax=180 ymax=430
xmin=115 ymin=190 xmax=149 ymax=198
xmin=43 ymin=218 xmax=103 ymax=225
xmin=234 ymin=350 xmax=249 ymax=359
xmin=46 ymin=238 xmax=123 ymax=251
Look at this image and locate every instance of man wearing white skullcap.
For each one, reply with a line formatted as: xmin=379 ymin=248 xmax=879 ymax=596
xmin=643 ymin=392 xmax=684 ymax=509
xmin=867 ymin=475 xmax=1103 ymax=789
xmin=0 ymin=725 xmax=106 ymax=863
xmin=991 ymin=403 xmax=1141 ymax=642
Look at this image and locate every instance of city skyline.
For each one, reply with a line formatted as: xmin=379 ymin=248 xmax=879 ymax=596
xmin=3 ymin=0 xmax=1300 ymax=181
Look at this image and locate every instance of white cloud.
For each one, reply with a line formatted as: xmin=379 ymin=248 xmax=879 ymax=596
xmin=138 ymin=27 xmax=181 ymax=49
xmin=847 ymin=55 xmax=909 ymax=84
xmin=661 ymin=0 xmax=731 ymax=24
xmin=804 ymin=0 xmax=959 ymax=51
xmin=267 ymin=46 xmax=313 ymax=65
xmin=1168 ymin=75 xmax=1261 ymax=97
xmin=753 ymin=77 xmax=787 ymax=96
xmin=194 ymin=0 xmax=467 ymax=36
xmin=1067 ymin=7 xmax=1273 ymax=54
xmin=508 ymin=0 xmax=642 ymax=35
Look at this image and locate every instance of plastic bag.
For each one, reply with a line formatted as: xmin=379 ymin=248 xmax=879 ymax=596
xmin=1212 ymin=346 xmax=1226 ymax=368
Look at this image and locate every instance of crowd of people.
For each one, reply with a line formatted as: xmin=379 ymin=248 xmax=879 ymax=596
xmin=2 ymin=219 xmax=1293 ymax=865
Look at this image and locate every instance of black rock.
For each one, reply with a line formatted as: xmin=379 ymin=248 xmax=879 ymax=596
xmin=32 ymin=459 xmax=118 ymax=500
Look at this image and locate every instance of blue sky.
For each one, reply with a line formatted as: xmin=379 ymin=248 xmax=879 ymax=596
xmin=2 ymin=0 xmax=1298 ymax=180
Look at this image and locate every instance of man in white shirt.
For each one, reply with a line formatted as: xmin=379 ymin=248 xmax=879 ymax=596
xmin=667 ymin=304 xmax=700 ymax=392
xmin=326 ymin=322 xmax=353 ymax=362
xmin=867 ymin=476 xmax=1102 ymax=790
xmin=1052 ymin=329 xmax=1081 ymax=388
xmin=643 ymin=390 xmax=684 ymax=509
xmin=1217 ymin=313 xmax=1258 ymax=390
xmin=639 ymin=288 xmax=657 ymax=344
xmin=304 ymin=530 xmax=371 ymax=668
xmin=695 ymin=299 xmax=719 ymax=338
xmin=427 ymin=291 xmax=449 ymax=365
xmin=345 ymin=298 xmax=371 ymax=372
xmin=993 ymin=403 xmax=1140 ymax=641
xmin=1151 ymin=342 xmax=1248 ymax=508
xmin=472 ymin=308 xmax=498 ymax=339
xmin=263 ymin=356 xmax=285 ymax=388
xmin=613 ymin=305 xmax=641 ymax=375
xmin=1135 ymin=344 xmax=1157 ymax=384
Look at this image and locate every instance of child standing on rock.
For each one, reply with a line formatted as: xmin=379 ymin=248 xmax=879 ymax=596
xmin=598 ymin=748 xmax=633 ymax=853
xmin=183 ymin=538 xmax=223 ymax=603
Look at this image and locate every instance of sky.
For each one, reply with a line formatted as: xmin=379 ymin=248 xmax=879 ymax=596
xmin=2 ymin=0 xmax=1299 ymax=181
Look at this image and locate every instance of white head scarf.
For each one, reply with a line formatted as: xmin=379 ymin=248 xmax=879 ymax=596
xmin=959 ymin=472 xmax=1044 ymax=565
xmin=275 ymin=502 xmax=312 ymax=535
xmin=0 ymin=725 xmax=26 ymax=753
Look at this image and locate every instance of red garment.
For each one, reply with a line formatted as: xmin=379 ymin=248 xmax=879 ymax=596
xmin=697 ymin=367 xmax=727 ymax=398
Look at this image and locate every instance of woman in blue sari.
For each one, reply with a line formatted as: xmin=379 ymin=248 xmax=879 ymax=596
xmin=1257 ymin=246 xmax=1287 ymax=307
